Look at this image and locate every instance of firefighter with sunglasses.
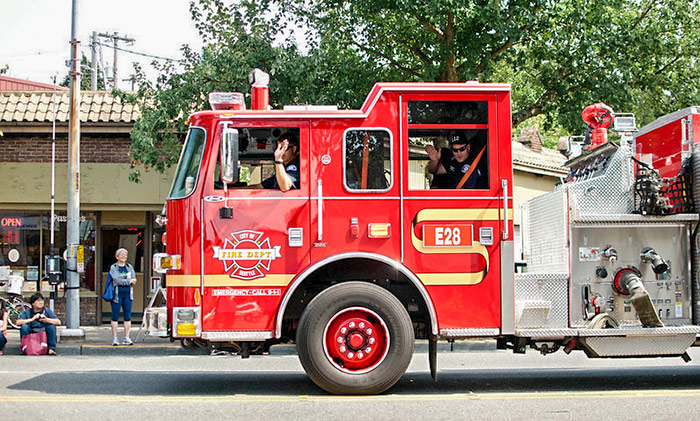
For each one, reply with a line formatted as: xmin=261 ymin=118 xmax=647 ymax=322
xmin=425 ymin=132 xmax=487 ymax=189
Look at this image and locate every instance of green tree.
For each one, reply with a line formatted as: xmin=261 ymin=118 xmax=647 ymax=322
xmin=127 ymin=0 xmax=700 ymax=180
xmin=121 ymin=0 xmax=310 ymax=181
xmin=278 ymin=0 xmax=700 ymax=132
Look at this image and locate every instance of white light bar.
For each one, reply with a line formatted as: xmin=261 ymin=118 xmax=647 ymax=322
xmin=209 ymin=92 xmax=246 ymax=111
xmin=282 ymin=105 xmax=339 ymax=112
xmin=612 ymin=113 xmax=637 ymax=132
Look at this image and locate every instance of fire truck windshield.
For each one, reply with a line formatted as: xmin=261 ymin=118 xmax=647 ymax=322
xmin=169 ymin=127 xmax=206 ymax=199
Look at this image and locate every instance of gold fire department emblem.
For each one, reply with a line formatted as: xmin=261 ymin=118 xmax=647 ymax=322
xmin=213 ymin=230 xmax=281 ymax=280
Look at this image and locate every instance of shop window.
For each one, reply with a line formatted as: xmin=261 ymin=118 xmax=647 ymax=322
xmin=0 ymin=212 xmax=96 ymax=294
xmin=343 ymin=129 xmax=392 ymax=192
xmin=48 ymin=213 xmax=97 ymax=291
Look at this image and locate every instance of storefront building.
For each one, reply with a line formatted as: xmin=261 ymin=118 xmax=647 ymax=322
xmin=0 ymin=90 xmax=175 ymax=325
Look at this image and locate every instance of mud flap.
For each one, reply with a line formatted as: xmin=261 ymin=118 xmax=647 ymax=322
xmin=429 ymin=337 xmax=438 ymax=382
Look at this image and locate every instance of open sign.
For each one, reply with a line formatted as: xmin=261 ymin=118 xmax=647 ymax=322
xmin=422 ymin=224 xmax=473 ymax=248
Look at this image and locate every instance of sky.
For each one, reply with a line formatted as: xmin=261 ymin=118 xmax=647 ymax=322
xmin=0 ymin=0 xmax=203 ymax=88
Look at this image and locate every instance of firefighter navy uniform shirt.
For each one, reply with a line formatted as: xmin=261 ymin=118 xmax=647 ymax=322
xmin=262 ymin=158 xmax=300 ymax=190
xmin=431 ymin=148 xmax=487 ymax=189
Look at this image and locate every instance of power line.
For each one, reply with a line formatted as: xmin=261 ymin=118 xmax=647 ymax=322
xmin=92 ymin=41 xmax=180 ymax=62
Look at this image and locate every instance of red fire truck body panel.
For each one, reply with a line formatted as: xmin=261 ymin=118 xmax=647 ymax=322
xmin=164 ymin=82 xmax=514 ymax=339
xmin=634 ymin=107 xmax=700 ymax=177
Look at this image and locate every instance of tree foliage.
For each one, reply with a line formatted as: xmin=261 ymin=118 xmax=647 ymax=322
xmin=126 ymin=0 xmax=700 ymax=180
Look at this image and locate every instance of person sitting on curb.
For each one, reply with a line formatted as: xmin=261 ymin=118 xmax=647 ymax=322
xmin=0 ymin=299 xmax=7 ymax=355
xmin=16 ymin=293 xmax=61 ymax=355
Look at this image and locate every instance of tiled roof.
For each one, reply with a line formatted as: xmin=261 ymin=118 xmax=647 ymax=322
xmin=512 ymin=141 xmax=568 ymax=174
xmin=0 ymin=91 xmax=139 ymax=124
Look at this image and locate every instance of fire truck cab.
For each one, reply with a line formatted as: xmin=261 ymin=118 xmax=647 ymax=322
xmin=148 ymin=70 xmax=700 ymax=394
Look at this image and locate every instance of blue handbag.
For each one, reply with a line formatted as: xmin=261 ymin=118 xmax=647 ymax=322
xmin=102 ymin=273 xmax=114 ymax=302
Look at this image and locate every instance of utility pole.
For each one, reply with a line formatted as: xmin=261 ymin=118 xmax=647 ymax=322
xmin=97 ymin=32 xmax=134 ymax=90
xmin=63 ymin=0 xmax=85 ymax=340
xmin=91 ymin=31 xmax=97 ymax=90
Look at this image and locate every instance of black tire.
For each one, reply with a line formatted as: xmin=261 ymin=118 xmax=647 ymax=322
xmin=8 ymin=302 xmax=30 ymax=329
xmin=296 ymin=282 xmax=414 ymax=394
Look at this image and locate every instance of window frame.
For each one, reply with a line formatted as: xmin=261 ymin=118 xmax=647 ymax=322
xmin=342 ymin=127 xmax=393 ymax=194
xmin=403 ymin=94 xmax=499 ymax=194
xmin=168 ymin=126 xmax=207 ymax=200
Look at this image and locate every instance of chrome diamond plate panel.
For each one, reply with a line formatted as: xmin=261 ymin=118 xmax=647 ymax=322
xmin=572 ymin=214 xmax=698 ymax=224
xmin=522 ymin=190 xmax=569 ymax=273
xmin=514 ymin=273 xmax=569 ymax=329
xmin=440 ymin=328 xmax=500 ymax=338
xmin=580 ymin=332 xmax=697 ymax=357
xmin=202 ymin=331 xmax=273 ymax=341
xmin=567 ymin=147 xmax=636 ymax=217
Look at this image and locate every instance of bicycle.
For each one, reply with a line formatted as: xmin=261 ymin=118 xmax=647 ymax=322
xmin=0 ymin=284 xmax=31 ymax=329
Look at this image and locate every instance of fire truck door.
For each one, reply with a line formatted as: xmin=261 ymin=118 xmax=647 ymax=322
xmin=402 ymin=95 xmax=505 ymax=329
xmin=310 ymin=128 xmax=400 ymax=262
xmin=200 ymin=124 xmax=311 ymax=333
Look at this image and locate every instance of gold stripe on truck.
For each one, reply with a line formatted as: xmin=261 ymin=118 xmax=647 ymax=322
xmin=167 ymin=274 xmax=295 ymax=288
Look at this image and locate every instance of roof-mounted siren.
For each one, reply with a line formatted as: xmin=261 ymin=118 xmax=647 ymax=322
xmin=209 ymin=92 xmax=246 ymax=111
xmin=249 ymin=68 xmax=270 ymax=110
xmin=581 ymin=103 xmax=615 ymax=151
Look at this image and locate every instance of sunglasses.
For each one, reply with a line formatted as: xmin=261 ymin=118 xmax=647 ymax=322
xmin=451 ymin=145 xmax=468 ymax=152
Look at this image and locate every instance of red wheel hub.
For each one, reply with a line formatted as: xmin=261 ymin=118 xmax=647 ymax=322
xmin=323 ymin=307 xmax=389 ymax=373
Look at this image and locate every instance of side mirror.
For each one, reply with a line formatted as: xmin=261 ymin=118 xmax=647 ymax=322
xmin=220 ymin=127 xmax=239 ymax=184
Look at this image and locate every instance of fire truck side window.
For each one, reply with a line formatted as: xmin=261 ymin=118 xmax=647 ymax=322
xmin=214 ymin=127 xmax=301 ymax=190
xmin=406 ymin=100 xmax=489 ymax=190
xmin=169 ymin=127 xmax=206 ymax=199
xmin=343 ymin=129 xmax=392 ymax=192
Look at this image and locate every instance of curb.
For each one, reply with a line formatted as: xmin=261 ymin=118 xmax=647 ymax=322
xmin=0 ymin=343 xmax=208 ymax=356
xmin=0 ymin=336 xmax=497 ymax=356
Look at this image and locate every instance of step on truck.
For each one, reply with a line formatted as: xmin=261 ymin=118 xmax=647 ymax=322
xmin=145 ymin=69 xmax=700 ymax=394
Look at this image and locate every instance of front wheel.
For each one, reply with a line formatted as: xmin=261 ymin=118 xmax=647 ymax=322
xmin=296 ymin=282 xmax=414 ymax=394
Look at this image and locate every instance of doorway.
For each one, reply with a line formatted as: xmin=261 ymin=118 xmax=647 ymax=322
xmin=100 ymin=227 xmax=146 ymax=323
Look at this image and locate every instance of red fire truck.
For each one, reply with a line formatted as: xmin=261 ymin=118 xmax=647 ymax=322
xmin=146 ymin=69 xmax=700 ymax=394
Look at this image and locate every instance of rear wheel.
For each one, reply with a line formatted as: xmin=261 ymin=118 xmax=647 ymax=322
xmin=296 ymin=282 xmax=414 ymax=394
xmin=8 ymin=302 xmax=30 ymax=329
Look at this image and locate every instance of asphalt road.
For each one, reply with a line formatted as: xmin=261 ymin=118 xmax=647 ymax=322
xmin=1 ymin=344 xmax=699 ymax=420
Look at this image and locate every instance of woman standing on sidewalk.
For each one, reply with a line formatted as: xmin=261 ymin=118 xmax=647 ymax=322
xmin=109 ymin=248 xmax=137 ymax=346
xmin=0 ymin=300 xmax=7 ymax=355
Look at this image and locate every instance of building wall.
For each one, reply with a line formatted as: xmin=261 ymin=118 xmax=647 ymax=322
xmin=0 ymin=133 xmax=131 ymax=163
xmin=0 ymin=162 xmax=173 ymax=208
